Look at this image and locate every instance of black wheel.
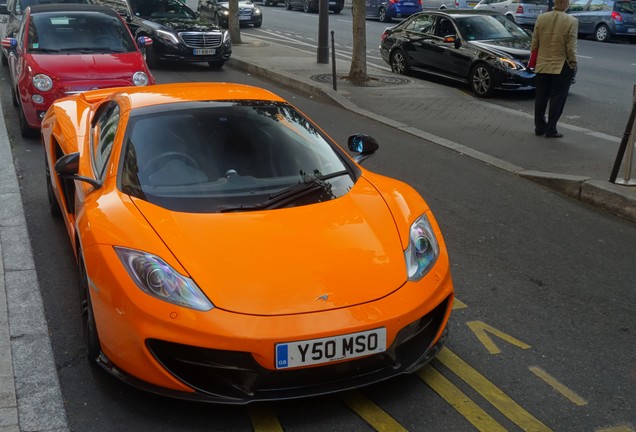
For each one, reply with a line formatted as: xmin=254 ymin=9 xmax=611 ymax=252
xmin=264 ymin=0 xmax=270 ymax=5
xmin=303 ymin=0 xmax=311 ymax=12
xmin=594 ymin=24 xmax=610 ymax=42
xmin=390 ymin=49 xmax=410 ymax=75
xmin=144 ymin=43 xmax=159 ymax=68
xmin=285 ymin=0 xmax=292 ymax=9
xmin=254 ymin=20 xmax=262 ymax=27
xmin=470 ymin=63 xmax=494 ymax=98
xmin=11 ymin=84 xmax=18 ymax=107
xmin=378 ymin=7 xmax=391 ymax=22
xmin=44 ymin=152 xmax=61 ymax=217
xmin=79 ymin=255 xmax=101 ymax=362
xmin=18 ymin=100 xmax=38 ymax=139
xmin=208 ymin=60 xmax=225 ymax=69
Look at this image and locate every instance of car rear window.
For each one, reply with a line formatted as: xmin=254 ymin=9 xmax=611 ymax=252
xmin=615 ymin=1 xmax=635 ymax=13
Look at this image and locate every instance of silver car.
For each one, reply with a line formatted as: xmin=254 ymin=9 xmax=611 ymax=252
xmin=474 ymin=0 xmax=550 ymax=26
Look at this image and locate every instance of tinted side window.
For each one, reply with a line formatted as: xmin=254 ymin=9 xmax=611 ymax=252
xmin=91 ymin=102 xmax=121 ymax=179
xmin=615 ymin=1 xmax=635 ymax=12
xmin=405 ymin=14 xmax=435 ymax=33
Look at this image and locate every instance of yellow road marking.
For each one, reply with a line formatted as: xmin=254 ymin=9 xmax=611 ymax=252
xmin=466 ymin=321 xmax=531 ymax=355
xmin=341 ymin=391 xmax=408 ymax=432
xmin=249 ymin=405 xmax=284 ymax=432
xmin=596 ymin=426 xmax=635 ymax=432
xmin=529 ymin=366 xmax=588 ymax=406
xmin=453 ymin=298 xmax=468 ymax=310
xmin=418 ymin=365 xmax=507 ymax=432
xmin=437 ymin=348 xmax=552 ymax=432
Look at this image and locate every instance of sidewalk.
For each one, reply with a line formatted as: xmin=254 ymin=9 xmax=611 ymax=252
xmin=228 ymin=35 xmax=636 ymax=223
xmin=1 ymin=33 xmax=636 ymax=432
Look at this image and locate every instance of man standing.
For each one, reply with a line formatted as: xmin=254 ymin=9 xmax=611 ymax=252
xmin=530 ymin=0 xmax=578 ymax=138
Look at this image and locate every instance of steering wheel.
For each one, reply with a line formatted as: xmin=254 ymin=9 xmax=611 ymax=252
xmin=143 ymin=151 xmax=199 ymax=173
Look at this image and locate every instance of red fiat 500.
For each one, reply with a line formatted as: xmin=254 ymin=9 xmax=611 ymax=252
xmin=1 ymin=3 xmax=154 ymax=138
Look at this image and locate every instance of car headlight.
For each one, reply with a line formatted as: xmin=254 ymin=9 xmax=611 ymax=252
xmin=253 ymin=7 xmax=261 ymax=14
xmin=155 ymin=29 xmax=180 ymax=44
xmin=32 ymin=74 xmax=53 ymax=92
xmin=222 ymin=30 xmax=231 ymax=44
xmin=498 ymin=57 xmax=524 ymax=70
xmin=405 ymin=214 xmax=439 ymax=282
xmin=115 ymin=246 xmax=214 ymax=311
xmin=221 ymin=9 xmax=230 ymax=15
xmin=132 ymin=71 xmax=149 ymax=86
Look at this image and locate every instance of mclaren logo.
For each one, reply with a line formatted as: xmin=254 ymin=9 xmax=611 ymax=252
xmin=315 ymin=294 xmax=329 ymax=302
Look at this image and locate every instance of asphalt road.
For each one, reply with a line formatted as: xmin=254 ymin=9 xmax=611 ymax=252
xmin=2 ymin=59 xmax=635 ymax=431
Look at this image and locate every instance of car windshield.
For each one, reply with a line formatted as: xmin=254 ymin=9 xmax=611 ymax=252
xmin=27 ymin=12 xmax=136 ymax=53
xmin=130 ymin=0 xmax=196 ymax=19
xmin=454 ymin=14 xmax=529 ymax=40
xmin=120 ymin=101 xmax=355 ymax=213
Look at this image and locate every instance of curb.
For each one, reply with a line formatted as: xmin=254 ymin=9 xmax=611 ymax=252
xmin=227 ymin=56 xmax=636 ymax=224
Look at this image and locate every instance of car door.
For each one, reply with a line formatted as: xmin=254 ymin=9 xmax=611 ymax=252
xmin=398 ymin=13 xmax=436 ymax=69
xmin=425 ymin=15 xmax=471 ymax=77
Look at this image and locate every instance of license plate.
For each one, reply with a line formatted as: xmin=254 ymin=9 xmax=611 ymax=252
xmin=402 ymin=2 xmax=415 ymax=4
xmin=628 ymin=27 xmax=636 ymax=33
xmin=239 ymin=15 xmax=251 ymax=20
xmin=467 ymin=1 xmax=477 ymax=5
xmin=193 ymin=48 xmax=215 ymax=55
xmin=275 ymin=327 xmax=387 ymax=369
xmin=529 ymin=8 xmax=540 ymax=13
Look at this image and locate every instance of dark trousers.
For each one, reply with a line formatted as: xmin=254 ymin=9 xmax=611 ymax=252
xmin=534 ymin=62 xmax=575 ymax=135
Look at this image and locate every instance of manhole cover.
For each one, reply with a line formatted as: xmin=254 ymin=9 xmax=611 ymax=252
xmin=311 ymin=74 xmax=411 ymax=87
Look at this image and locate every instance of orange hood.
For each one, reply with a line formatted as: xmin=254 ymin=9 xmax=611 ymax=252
xmin=132 ymin=178 xmax=408 ymax=316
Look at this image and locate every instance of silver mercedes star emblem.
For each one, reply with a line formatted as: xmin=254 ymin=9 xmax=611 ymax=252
xmin=315 ymin=294 xmax=329 ymax=302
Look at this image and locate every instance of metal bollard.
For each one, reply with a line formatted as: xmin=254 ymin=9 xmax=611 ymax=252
xmin=609 ymin=85 xmax=636 ymax=185
xmin=331 ymin=30 xmax=337 ymax=92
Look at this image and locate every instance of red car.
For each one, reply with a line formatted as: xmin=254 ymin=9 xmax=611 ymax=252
xmin=1 ymin=4 xmax=155 ymax=138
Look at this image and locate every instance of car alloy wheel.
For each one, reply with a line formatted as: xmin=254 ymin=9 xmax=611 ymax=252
xmin=303 ymin=0 xmax=311 ymax=12
xmin=79 ymin=254 xmax=101 ymax=362
xmin=285 ymin=0 xmax=292 ymax=9
xmin=379 ymin=7 xmax=390 ymax=22
xmin=390 ymin=49 xmax=410 ymax=75
xmin=595 ymin=24 xmax=610 ymax=42
xmin=470 ymin=63 xmax=494 ymax=98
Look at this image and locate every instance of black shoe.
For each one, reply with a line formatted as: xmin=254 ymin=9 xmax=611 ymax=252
xmin=545 ymin=132 xmax=563 ymax=138
xmin=535 ymin=130 xmax=545 ymax=136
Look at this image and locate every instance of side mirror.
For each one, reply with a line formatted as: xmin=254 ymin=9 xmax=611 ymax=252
xmin=137 ymin=35 xmax=152 ymax=47
xmin=54 ymin=152 xmax=102 ymax=188
xmin=348 ymin=134 xmax=379 ymax=164
xmin=0 ymin=37 xmax=17 ymax=52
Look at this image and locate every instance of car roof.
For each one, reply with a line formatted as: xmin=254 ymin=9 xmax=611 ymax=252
xmin=81 ymin=82 xmax=288 ymax=111
xmin=27 ymin=3 xmax=119 ymax=15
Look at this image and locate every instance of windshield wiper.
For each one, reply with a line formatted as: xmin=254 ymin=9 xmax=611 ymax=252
xmin=219 ymin=170 xmax=349 ymax=213
xmin=30 ymin=48 xmax=61 ymax=53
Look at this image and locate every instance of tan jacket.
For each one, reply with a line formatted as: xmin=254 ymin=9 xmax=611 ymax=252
xmin=530 ymin=10 xmax=578 ymax=74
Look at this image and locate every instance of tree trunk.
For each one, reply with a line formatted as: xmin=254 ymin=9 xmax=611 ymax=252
xmin=347 ymin=0 xmax=368 ymax=82
xmin=228 ymin=0 xmax=242 ymax=44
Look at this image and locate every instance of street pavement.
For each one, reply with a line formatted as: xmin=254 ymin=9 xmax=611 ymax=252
xmin=1 ymin=32 xmax=636 ymax=432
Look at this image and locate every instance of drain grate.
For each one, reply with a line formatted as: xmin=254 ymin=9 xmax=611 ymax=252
xmin=310 ymin=74 xmax=411 ymax=87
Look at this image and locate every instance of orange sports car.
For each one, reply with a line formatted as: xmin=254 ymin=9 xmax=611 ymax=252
xmin=41 ymin=82 xmax=454 ymax=403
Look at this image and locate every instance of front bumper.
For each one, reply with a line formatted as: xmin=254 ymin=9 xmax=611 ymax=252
xmin=495 ymin=66 xmax=535 ymax=91
xmin=155 ymin=39 xmax=232 ymax=63
xmin=84 ymin=242 xmax=454 ymax=404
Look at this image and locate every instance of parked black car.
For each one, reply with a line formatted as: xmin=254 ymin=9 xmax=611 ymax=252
xmin=197 ymin=0 xmax=262 ymax=28
xmin=0 ymin=0 xmax=91 ymax=65
xmin=92 ymin=0 xmax=231 ymax=69
xmin=284 ymin=0 xmax=343 ymax=13
xmin=380 ymin=10 xmax=535 ymax=97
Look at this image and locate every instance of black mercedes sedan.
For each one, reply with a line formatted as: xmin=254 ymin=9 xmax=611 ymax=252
xmin=380 ymin=10 xmax=535 ymax=97
xmin=92 ymin=0 xmax=231 ymax=69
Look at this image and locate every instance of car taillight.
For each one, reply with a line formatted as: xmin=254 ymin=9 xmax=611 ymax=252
xmin=389 ymin=0 xmax=397 ymax=3
xmin=381 ymin=31 xmax=389 ymax=41
xmin=611 ymin=11 xmax=623 ymax=21
xmin=419 ymin=0 xmax=422 ymax=4
xmin=516 ymin=5 xmax=524 ymax=12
